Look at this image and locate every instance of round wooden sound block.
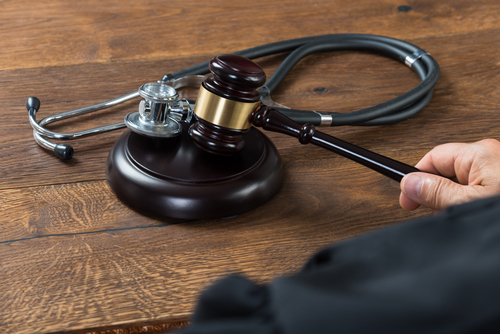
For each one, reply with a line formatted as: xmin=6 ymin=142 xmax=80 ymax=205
xmin=106 ymin=122 xmax=284 ymax=219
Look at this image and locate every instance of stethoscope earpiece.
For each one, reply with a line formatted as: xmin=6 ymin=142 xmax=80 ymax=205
xmin=54 ymin=144 xmax=74 ymax=160
xmin=26 ymin=96 xmax=41 ymax=113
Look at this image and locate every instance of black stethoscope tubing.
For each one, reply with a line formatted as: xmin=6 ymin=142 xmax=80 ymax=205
xmin=162 ymin=34 xmax=440 ymax=127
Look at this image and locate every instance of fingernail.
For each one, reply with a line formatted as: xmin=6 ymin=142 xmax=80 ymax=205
xmin=403 ymin=174 xmax=423 ymax=199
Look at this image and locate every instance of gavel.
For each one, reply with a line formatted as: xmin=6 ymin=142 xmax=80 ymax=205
xmin=189 ymin=54 xmax=419 ymax=182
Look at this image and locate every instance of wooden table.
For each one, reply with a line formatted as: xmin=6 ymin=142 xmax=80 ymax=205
xmin=1 ymin=1 xmax=499 ymax=333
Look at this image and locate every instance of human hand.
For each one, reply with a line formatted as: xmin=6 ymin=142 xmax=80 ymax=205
xmin=399 ymin=139 xmax=500 ymax=211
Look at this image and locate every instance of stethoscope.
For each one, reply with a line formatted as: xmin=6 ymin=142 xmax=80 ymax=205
xmin=27 ymin=34 xmax=439 ymax=161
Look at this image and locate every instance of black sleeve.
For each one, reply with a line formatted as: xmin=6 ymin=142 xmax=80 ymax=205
xmin=179 ymin=195 xmax=500 ymax=334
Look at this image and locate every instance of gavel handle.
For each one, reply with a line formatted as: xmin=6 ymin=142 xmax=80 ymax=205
xmin=251 ymin=106 xmax=419 ymax=183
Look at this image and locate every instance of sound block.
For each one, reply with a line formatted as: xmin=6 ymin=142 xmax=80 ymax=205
xmin=106 ymin=123 xmax=284 ymax=219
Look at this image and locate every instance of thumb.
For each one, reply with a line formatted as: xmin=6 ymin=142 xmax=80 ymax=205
xmin=401 ymin=172 xmax=472 ymax=211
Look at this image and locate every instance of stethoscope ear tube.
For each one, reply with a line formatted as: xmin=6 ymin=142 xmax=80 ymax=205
xmin=26 ymin=97 xmax=73 ymax=160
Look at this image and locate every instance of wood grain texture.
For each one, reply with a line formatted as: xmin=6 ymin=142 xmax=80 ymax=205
xmin=1 ymin=0 xmax=499 ymax=71
xmin=1 ymin=0 xmax=500 ymax=333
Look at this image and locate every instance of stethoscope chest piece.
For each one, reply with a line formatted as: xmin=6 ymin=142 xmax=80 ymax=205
xmin=124 ymin=82 xmax=188 ymax=138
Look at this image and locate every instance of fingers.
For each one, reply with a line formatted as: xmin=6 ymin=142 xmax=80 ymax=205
xmin=415 ymin=140 xmax=500 ymax=186
xmin=400 ymin=172 xmax=481 ymax=211
xmin=414 ymin=143 xmax=469 ymax=181
xmin=399 ymin=139 xmax=500 ymax=211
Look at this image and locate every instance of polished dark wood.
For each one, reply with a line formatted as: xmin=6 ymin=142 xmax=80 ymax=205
xmin=106 ymin=124 xmax=284 ymax=219
xmin=188 ymin=118 xmax=249 ymax=155
xmin=2 ymin=1 xmax=500 ymax=333
xmin=252 ymin=105 xmax=419 ymax=182
xmin=204 ymin=54 xmax=266 ymax=102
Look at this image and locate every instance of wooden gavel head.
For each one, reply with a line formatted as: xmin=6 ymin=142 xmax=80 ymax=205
xmin=189 ymin=54 xmax=266 ymax=155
